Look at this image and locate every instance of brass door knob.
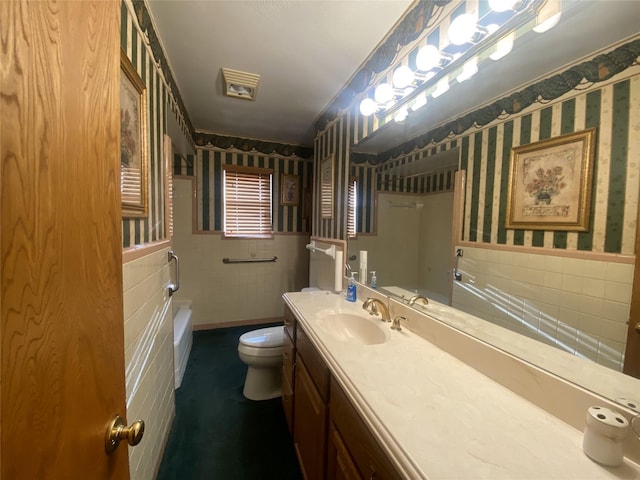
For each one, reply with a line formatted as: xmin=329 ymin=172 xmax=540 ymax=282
xmin=105 ymin=415 xmax=145 ymax=453
xmin=635 ymin=322 xmax=640 ymax=334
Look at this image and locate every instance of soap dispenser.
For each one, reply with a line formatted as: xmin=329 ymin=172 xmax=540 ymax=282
xmin=346 ymin=272 xmax=357 ymax=302
xmin=370 ymin=271 xmax=377 ymax=289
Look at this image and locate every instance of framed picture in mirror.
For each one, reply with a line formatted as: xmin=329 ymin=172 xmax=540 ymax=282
xmin=120 ymin=49 xmax=149 ymax=218
xmin=505 ymin=128 xmax=596 ymax=231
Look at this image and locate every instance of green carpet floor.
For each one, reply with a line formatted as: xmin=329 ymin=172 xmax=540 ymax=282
xmin=156 ymin=324 xmax=302 ymax=480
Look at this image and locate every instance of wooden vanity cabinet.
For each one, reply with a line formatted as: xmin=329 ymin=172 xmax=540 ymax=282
xmin=283 ymin=306 xmax=297 ymax=434
xmin=293 ymin=319 xmax=330 ymax=480
xmin=285 ymin=304 xmax=401 ymax=480
xmin=329 ymin=378 xmax=402 ymax=480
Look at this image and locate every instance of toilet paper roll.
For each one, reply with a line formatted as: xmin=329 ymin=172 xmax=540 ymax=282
xmin=334 ymin=250 xmax=343 ymax=292
xmin=583 ymin=406 xmax=629 ymax=467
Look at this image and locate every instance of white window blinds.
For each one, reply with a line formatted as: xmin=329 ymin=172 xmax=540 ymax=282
xmin=347 ymin=177 xmax=357 ymax=238
xmin=223 ymin=165 xmax=273 ymax=237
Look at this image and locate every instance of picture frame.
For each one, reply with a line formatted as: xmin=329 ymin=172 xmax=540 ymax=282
xmin=505 ymin=128 xmax=596 ymax=231
xmin=120 ymin=49 xmax=149 ymax=218
xmin=320 ymin=156 xmax=333 ymax=219
xmin=281 ymin=174 xmax=300 ymax=206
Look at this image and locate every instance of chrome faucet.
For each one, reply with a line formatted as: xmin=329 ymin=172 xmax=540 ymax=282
xmin=408 ymin=294 xmax=429 ymax=307
xmin=362 ymin=298 xmax=390 ymax=322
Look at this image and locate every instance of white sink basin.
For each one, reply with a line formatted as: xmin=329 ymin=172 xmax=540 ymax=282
xmin=316 ymin=312 xmax=387 ymax=345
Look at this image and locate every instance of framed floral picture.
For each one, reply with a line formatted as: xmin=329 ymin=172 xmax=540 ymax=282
xmin=281 ymin=174 xmax=299 ymax=206
xmin=120 ymin=49 xmax=149 ymax=218
xmin=505 ymin=128 xmax=596 ymax=231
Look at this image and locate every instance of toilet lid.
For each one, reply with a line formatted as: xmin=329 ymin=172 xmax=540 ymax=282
xmin=239 ymin=326 xmax=284 ymax=348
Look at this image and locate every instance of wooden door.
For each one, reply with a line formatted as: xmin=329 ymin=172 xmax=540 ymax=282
xmin=623 ymin=201 xmax=640 ymax=377
xmin=1 ymin=1 xmax=131 ymax=478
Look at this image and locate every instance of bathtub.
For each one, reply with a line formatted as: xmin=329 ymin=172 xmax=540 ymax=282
xmin=173 ymin=300 xmax=193 ymax=389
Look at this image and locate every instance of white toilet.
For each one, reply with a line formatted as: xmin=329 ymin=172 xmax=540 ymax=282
xmin=237 ymin=326 xmax=284 ymax=400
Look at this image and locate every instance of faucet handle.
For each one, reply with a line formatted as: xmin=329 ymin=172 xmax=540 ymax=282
xmin=391 ymin=316 xmax=407 ymax=331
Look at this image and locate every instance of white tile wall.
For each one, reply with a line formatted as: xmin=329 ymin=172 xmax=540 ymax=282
xmin=454 ymin=246 xmax=632 ymax=371
xmin=172 ymin=179 xmax=310 ymax=327
xmin=123 ymin=247 xmax=175 ymax=480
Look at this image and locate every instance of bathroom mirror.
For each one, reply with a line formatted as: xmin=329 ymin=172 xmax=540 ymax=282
xmin=347 ymin=154 xmax=640 ymax=407
xmin=340 ymin=0 xmax=640 ymax=408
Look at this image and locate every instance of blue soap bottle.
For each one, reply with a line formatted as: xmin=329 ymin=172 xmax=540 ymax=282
xmin=346 ymin=272 xmax=357 ymax=302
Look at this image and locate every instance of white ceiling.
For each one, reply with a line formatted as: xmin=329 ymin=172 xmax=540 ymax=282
xmin=147 ymin=0 xmax=640 ymax=153
xmin=147 ymin=0 xmax=414 ymax=147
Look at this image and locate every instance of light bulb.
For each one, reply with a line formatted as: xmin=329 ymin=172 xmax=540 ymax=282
xmin=392 ymin=65 xmax=414 ymax=89
xmin=486 ymin=24 xmax=499 ymax=35
xmin=432 ymin=78 xmax=450 ymax=98
xmin=489 ymin=33 xmax=514 ymax=60
xmin=533 ymin=1 xmax=562 ymax=33
xmin=533 ymin=12 xmax=561 ymax=33
xmin=488 ymin=0 xmax=518 ymax=12
xmin=359 ymin=98 xmax=377 ymax=117
xmin=402 ymin=86 xmax=415 ymax=97
xmin=394 ymin=107 xmax=408 ymax=123
xmin=411 ymin=93 xmax=427 ymax=111
xmin=448 ymin=14 xmax=477 ymax=45
xmin=374 ymin=83 xmax=393 ymax=104
xmin=456 ymin=58 xmax=478 ymax=83
xmin=416 ymin=45 xmax=441 ymax=71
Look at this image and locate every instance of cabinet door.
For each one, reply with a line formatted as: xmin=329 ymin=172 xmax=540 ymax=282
xmin=327 ymin=422 xmax=363 ymax=480
xmin=294 ymin=359 xmax=327 ymax=480
xmin=282 ymin=331 xmax=295 ymax=434
xmin=284 ymin=304 xmax=297 ymax=342
xmin=330 ymin=379 xmax=402 ymax=480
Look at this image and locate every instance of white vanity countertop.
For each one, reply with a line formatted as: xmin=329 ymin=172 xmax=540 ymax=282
xmin=283 ymin=291 xmax=640 ymax=480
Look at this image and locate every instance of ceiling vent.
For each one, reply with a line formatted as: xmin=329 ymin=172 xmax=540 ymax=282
xmin=221 ymin=68 xmax=260 ymax=101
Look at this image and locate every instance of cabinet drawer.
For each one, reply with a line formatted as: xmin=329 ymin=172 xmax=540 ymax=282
xmin=330 ymin=378 xmax=402 ymax=480
xmin=284 ymin=305 xmax=296 ymax=342
xmin=296 ymin=324 xmax=330 ymax=402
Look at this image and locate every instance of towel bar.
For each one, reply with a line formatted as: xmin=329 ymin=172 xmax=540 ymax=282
xmin=222 ymin=256 xmax=277 ymax=264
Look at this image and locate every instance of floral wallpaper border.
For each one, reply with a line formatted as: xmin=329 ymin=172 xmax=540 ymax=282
xmin=193 ymin=132 xmax=313 ymax=159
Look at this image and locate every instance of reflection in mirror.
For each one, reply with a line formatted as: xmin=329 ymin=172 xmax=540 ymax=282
xmin=347 ymin=146 xmax=640 ymax=408
xmin=321 ymin=155 xmax=334 ymax=219
xmin=349 ymin=190 xmax=454 ymax=304
xmin=349 ymin=148 xmax=458 ymax=304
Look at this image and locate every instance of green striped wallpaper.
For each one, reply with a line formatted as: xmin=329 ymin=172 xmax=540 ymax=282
xmin=189 ymin=148 xmax=312 ymax=234
xmin=319 ymin=102 xmax=458 ymax=239
xmin=121 ymin=0 xmax=190 ymax=248
xmin=313 ymin=113 xmax=351 ymax=240
xmin=456 ymin=75 xmax=639 ymax=254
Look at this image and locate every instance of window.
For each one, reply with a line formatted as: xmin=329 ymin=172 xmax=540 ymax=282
xmin=223 ymin=165 xmax=273 ymax=237
xmin=347 ymin=177 xmax=357 ymax=238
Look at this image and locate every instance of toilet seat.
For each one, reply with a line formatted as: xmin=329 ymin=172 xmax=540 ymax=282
xmin=239 ymin=326 xmax=284 ymax=348
xmin=238 ymin=344 xmax=283 ymax=357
